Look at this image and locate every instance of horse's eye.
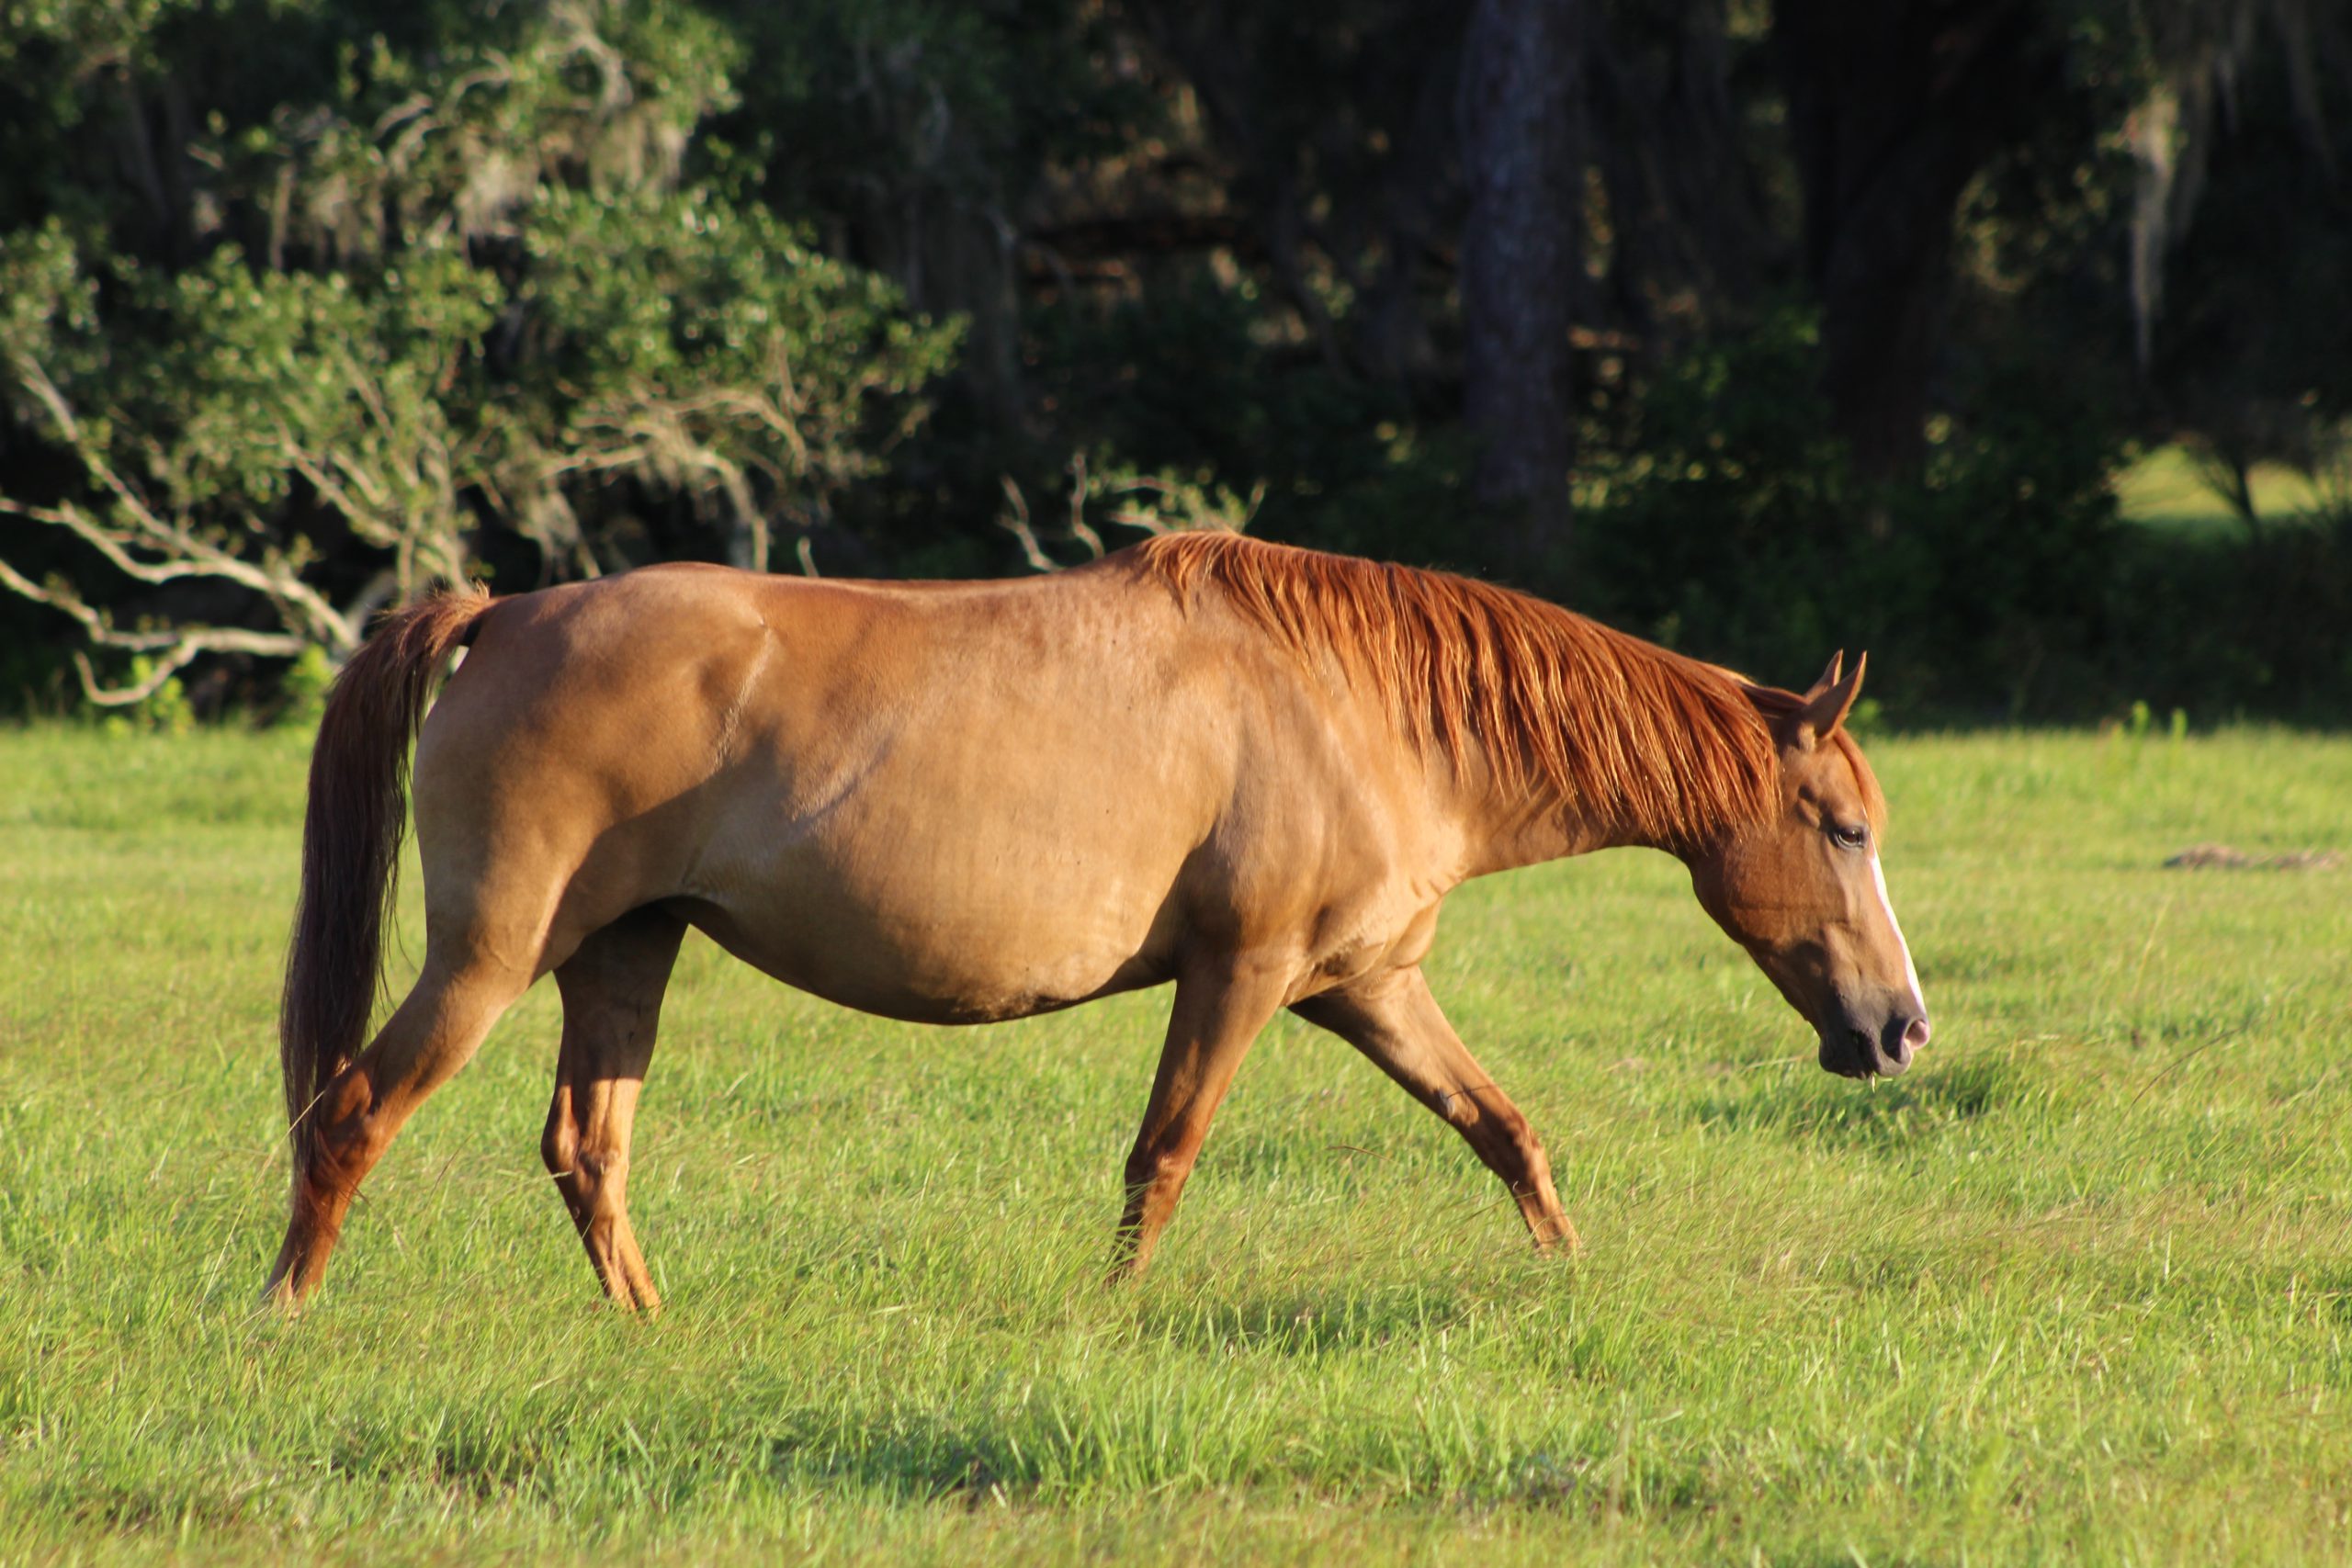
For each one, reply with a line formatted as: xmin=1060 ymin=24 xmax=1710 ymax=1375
xmin=1829 ymin=821 xmax=1870 ymax=851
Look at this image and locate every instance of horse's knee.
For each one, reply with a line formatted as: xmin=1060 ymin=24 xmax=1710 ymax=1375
xmin=540 ymin=1109 xmax=579 ymax=1180
xmin=549 ymin=1114 xmax=628 ymax=1209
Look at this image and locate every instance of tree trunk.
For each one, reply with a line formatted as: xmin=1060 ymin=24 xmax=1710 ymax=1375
xmin=1773 ymin=0 xmax=2061 ymax=484
xmin=1459 ymin=0 xmax=1582 ymax=570
xmin=1355 ymin=30 xmax=1466 ymax=389
xmin=1587 ymin=0 xmax=1775 ymax=343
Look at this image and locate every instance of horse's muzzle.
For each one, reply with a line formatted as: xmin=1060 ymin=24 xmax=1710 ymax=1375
xmin=1821 ymin=1009 xmax=1930 ymax=1078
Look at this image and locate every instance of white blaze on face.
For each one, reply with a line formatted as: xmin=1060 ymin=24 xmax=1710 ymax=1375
xmin=1869 ymin=851 xmax=1926 ymax=1017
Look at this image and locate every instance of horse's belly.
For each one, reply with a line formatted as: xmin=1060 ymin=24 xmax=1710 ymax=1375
xmin=600 ymin=628 xmax=1226 ymax=1022
xmin=673 ymin=822 xmax=1187 ymax=1024
xmin=675 ymin=887 xmax=1170 ymax=1023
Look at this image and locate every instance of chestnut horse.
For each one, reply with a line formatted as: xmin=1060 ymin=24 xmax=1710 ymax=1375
xmin=265 ymin=532 xmax=1928 ymax=1310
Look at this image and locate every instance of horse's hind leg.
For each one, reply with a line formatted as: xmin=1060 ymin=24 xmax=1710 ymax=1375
xmin=266 ymin=953 xmax=533 ymax=1303
xmin=542 ymin=908 xmax=686 ymax=1312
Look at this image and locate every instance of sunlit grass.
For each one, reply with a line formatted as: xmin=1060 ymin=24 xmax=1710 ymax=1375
xmin=3 ymin=724 xmax=2349 ymax=1562
xmin=2113 ymin=444 xmax=2335 ymax=536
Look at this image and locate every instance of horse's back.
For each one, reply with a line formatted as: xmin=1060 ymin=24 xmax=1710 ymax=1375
xmin=408 ymin=555 xmax=1329 ymax=1016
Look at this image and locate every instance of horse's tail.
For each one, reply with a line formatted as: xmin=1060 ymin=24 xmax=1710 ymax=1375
xmin=280 ymin=584 xmax=492 ymax=1166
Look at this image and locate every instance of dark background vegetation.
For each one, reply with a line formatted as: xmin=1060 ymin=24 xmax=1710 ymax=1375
xmin=0 ymin=0 xmax=2346 ymax=725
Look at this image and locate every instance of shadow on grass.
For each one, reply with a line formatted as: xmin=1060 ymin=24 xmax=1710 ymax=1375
xmin=1688 ymin=1054 xmax=2037 ymax=1150
xmin=42 ymin=1475 xmax=269 ymax=1535
xmin=1132 ymin=1281 xmax=1476 ymax=1358
xmin=757 ymin=1400 xmax=1728 ymax=1516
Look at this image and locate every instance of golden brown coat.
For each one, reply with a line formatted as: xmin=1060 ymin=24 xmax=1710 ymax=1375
xmin=266 ymin=535 xmax=1928 ymax=1310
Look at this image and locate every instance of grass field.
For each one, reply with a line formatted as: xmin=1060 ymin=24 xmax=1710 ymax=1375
xmin=3 ymin=723 xmax=2349 ymax=1564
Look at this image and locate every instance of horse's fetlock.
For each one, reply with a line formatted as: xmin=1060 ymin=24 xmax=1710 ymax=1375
xmin=1124 ymin=1146 xmax=1188 ymax=1191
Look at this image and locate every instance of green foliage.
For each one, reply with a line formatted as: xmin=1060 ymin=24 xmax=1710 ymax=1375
xmin=1574 ymin=309 xmax=2330 ymax=720
xmin=1025 ymin=272 xmax=1470 ymax=569
xmin=508 ymin=185 xmax=959 ymax=560
xmin=0 ymin=219 xmax=98 ymax=378
xmin=1576 ymin=307 xmax=2352 ymax=721
xmin=716 ymin=0 xmax=1147 ymax=204
xmin=126 ymin=242 xmax=500 ymax=576
xmin=2092 ymin=509 xmax=2352 ymax=722
xmin=275 ymin=643 xmax=334 ymax=729
xmin=993 ymin=452 xmax=1263 ymax=573
xmin=0 ymin=0 xmax=2346 ymax=722
xmin=92 ymin=656 xmax=195 ymax=735
xmin=0 ymin=0 xmax=958 ymax=682
xmin=1576 ymin=310 xmax=1857 ymax=671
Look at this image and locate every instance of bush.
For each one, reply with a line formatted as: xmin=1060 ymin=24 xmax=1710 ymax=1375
xmin=1566 ymin=311 xmax=2352 ymax=722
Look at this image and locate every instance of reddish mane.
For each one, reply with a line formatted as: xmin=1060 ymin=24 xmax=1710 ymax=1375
xmin=1140 ymin=531 xmax=1786 ymax=847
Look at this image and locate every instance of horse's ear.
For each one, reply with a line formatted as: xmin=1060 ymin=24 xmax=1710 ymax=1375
xmin=1789 ymin=651 xmax=1866 ymax=750
xmin=1801 ymin=650 xmax=1845 ymax=703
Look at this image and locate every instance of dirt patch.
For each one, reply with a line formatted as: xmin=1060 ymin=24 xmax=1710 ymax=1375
xmin=2165 ymin=843 xmax=2343 ymax=871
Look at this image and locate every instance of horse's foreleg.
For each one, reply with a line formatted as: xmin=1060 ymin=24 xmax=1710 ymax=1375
xmin=265 ymin=955 xmax=531 ymax=1306
xmin=543 ymin=908 xmax=686 ymax=1313
xmin=1109 ymin=958 xmax=1290 ymax=1280
xmin=1292 ymin=968 xmax=1578 ymax=1254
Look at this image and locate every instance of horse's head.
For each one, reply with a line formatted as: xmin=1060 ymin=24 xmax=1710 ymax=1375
xmin=1686 ymin=653 xmax=1928 ymax=1078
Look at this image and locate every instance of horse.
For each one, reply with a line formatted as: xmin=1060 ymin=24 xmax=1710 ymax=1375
xmin=264 ymin=531 xmax=1928 ymax=1311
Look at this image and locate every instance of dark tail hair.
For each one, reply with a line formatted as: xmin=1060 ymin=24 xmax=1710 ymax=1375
xmin=279 ymin=585 xmax=492 ymax=1166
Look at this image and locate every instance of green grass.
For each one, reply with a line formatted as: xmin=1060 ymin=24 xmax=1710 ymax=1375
xmin=2112 ymin=445 xmax=2335 ymax=537
xmin=4 ymin=723 xmax=2351 ymax=1563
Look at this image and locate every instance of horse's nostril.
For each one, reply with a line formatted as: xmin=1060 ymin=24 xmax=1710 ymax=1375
xmin=1904 ymin=1015 xmax=1932 ymax=1054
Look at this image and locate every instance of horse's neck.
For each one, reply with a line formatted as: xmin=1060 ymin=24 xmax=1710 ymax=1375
xmin=1442 ymin=698 xmax=1755 ymax=880
xmin=1425 ymin=631 xmax=1779 ymax=884
xmin=1445 ymin=760 xmax=1663 ymax=880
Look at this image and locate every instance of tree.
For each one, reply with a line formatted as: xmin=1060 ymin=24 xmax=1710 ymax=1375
xmin=2124 ymin=0 xmax=2352 ymax=523
xmin=0 ymin=0 xmax=956 ymax=703
xmin=1586 ymin=0 xmax=1777 ymax=343
xmin=1457 ymin=0 xmax=1584 ymax=567
xmin=1772 ymin=0 xmax=2066 ymax=484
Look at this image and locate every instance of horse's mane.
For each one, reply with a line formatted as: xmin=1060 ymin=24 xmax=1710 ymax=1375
xmin=1137 ymin=531 xmax=1786 ymax=846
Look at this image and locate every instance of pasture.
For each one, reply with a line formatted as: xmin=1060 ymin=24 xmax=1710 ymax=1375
xmin=2 ymin=723 xmax=2348 ymax=1563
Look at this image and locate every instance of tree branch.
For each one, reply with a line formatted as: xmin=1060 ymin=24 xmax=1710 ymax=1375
xmin=0 ymin=554 xmax=307 ymax=704
xmin=2 ymin=352 xmax=365 ymax=656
